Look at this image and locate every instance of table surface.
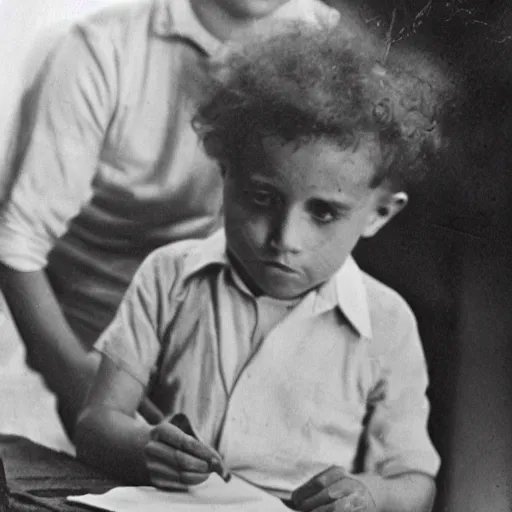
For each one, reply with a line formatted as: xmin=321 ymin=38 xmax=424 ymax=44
xmin=0 ymin=434 xmax=119 ymax=511
xmin=0 ymin=434 xmax=297 ymax=512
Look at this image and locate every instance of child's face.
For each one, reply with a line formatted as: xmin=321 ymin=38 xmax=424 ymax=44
xmin=223 ymin=136 xmax=407 ymax=299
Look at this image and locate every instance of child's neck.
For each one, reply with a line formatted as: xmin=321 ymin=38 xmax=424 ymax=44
xmin=227 ymin=250 xmax=265 ymax=297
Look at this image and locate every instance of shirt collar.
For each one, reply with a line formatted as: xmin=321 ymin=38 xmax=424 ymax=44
xmin=315 ymin=257 xmax=373 ymax=340
xmin=183 ymin=229 xmax=228 ymax=275
xmin=184 ymin=230 xmax=373 ymax=340
xmin=151 ymin=0 xmax=339 ymax=56
xmin=151 ymin=0 xmax=222 ymax=56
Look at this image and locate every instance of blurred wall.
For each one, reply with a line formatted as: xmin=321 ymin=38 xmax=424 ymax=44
xmin=346 ymin=2 xmax=512 ymax=511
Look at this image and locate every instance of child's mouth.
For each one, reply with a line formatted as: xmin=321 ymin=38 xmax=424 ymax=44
xmin=262 ymin=261 xmax=297 ymax=274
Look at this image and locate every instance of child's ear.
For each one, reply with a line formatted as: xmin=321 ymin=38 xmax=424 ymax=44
xmin=362 ymin=191 xmax=408 ymax=238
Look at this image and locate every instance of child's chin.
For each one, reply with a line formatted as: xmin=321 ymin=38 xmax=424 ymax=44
xmin=258 ymin=280 xmax=307 ymax=300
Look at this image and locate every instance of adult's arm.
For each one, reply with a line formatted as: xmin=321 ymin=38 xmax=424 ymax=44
xmin=0 ymin=262 xmax=164 ymax=434
xmin=0 ymin=265 xmax=98 ymax=437
xmin=0 ymin=22 xmax=117 ymax=434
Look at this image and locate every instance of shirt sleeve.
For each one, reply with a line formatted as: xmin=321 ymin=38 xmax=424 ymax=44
xmin=364 ymin=310 xmax=441 ymax=478
xmin=94 ymin=248 xmax=176 ymax=387
xmin=0 ymin=23 xmax=117 ymax=271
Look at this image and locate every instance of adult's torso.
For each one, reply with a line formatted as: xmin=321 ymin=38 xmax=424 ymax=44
xmin=47 ymin=1 xmax=223 ymax=345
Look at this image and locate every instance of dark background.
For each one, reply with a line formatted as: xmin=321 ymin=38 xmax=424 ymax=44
xmin=323 ymin=1 xmax=512 ymax=510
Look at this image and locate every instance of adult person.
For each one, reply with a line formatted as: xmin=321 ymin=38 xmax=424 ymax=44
xmin=0 ymin=0 xmax=340 ymax=438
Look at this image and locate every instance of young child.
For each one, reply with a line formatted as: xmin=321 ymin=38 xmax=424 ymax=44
xmin=75 ymin=21 xmax=443 ymax=512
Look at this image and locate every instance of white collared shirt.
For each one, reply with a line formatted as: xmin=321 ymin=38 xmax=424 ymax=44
xmin=95 ymin=231 xmax=440 ymax=498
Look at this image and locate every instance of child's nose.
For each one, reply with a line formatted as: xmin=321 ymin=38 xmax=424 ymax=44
xmin=269 ymin=209 xmax=304 ymax=254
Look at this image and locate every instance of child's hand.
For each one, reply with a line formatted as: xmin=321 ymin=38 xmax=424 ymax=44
xmin=291 ymin=466 xmax=377 ymax=512
xmin=138 ymin=397 xmax=165 ymax=425
xmin=145 ymin=422 xmax=223 ymax=489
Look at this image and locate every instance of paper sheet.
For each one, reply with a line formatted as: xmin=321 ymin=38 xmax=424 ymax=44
xmin=67 ymin=474 xmax=290 ymax=512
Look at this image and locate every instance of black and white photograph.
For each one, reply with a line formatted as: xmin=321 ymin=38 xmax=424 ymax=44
xmin=0 ymin=1 xmax=511 ymax=511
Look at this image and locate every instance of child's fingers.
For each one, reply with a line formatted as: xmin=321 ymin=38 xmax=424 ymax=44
xmin=294 ymin=473 xmax=368 ymax=512
xmin=145 ymin=439 xmax=211 ymax=473
xmin=138 ymin=397 xmax=165 ymax=425
xmin=148 ymin=478 xmax=188 ymax=492
xmin=147 ymin=459 xmax=210 ymax=488
xmin=153 ymin=423 xmax=222 ymax=464
xmin=167 ymin=414 xmax=231 ymax=482
xmin=306 ymin=498 xmax=367 ymax=512
xmin=292 ymin=466 xmax=348 ymax=507
xmin=299 ymin=490 xmax=365 ymax=512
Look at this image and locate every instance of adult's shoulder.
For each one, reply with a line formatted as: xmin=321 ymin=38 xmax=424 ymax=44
xmin=36 ymin=1 xmax=158 ymax=106
xmin=44 ymin=0 xmax=157 ymax=65
xmin=72 ymin=0 xmax=155 ymax=38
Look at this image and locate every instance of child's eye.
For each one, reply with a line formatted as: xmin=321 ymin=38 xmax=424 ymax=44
xmin=246 ymin=188 xmax=276 ymax=208
xmin=308 ymin=200 xmax=342 ymax=224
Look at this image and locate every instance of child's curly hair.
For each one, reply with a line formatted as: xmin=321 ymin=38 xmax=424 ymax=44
xmin=194 ymin=21 xmax=444 ymax=190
